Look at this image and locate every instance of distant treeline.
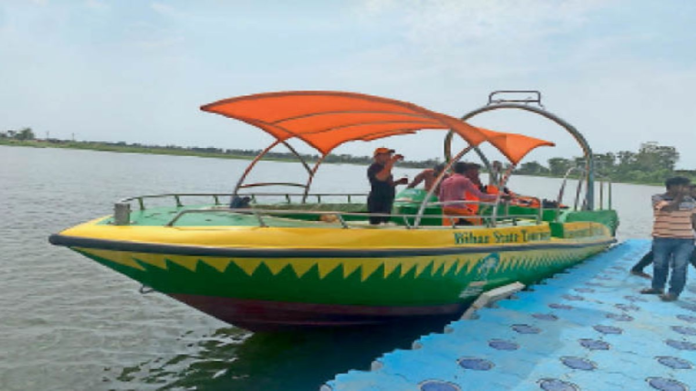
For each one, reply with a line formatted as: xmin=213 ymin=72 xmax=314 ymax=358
xmin=2 ymin=128 xmax=693 ymax=184
xmin=514 ymin=142 xmax=695 ymax=184
xmin=0 ymin=127 xmax=441 ymax=169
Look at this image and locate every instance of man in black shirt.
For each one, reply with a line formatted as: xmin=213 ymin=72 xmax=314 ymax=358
xmin=367 ymin=147 xmax=408 ymax=225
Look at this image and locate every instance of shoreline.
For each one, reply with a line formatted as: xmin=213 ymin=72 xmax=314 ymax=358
xmin=0 ymin=139 xmax=443 ymax=169
xmin=0 ymin=139 xmax=274 ymax=162
xmin=0 ymin=139 xmax=663 ymax=187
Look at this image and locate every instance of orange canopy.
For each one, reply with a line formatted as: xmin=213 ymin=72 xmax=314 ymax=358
xmin=201 ymin=91 xmax=553 ymax=163
xmin=201 ymin=91 xmax=490 ymax=155
xmin=478 ymin=128 xmax=555 ymax=165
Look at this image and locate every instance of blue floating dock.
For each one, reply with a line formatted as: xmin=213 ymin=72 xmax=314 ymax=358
xmin=324 ymin=240 xmax=696 ymax=391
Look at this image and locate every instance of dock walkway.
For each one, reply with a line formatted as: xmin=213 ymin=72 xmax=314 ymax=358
xmin=324 ymin=239 xmax=696 ymax=390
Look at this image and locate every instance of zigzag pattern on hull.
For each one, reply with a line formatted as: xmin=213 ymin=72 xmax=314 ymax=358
xmin=72 ymin=245 xmax=607 ymax=307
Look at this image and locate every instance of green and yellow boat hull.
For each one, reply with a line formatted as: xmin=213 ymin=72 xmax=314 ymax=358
xmin=50 ymin=212 xmax=615 ymax=330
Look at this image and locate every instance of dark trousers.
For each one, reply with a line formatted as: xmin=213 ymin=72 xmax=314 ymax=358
xmin=650 ymin=238 xmax=695 ymax=296
xmin=367 ymin=196 xmax=393 ymax=225
xmin=632 ymin=248 xmax=696 ymax=271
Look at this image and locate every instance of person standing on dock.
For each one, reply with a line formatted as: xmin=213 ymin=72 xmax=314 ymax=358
xmin=631 ymin=184 xmax=696 ymax=278
xmin=641 ymin=177 xmax=696 ymax=301
xmin=367 ymin=148 xmax=408 ymax=225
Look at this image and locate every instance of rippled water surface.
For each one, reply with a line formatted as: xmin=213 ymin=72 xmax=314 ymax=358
xmin=0 ymin=146 xmax=656 ymax=390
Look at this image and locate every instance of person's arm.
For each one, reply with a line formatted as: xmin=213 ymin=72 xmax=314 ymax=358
xmin=408 ymin=172 xmax=426 ymax=188
xmin=374 ymin=161 xmax=395 ymax=182
xmin=375 ymin=155 xmax=402 ymax=181
xmin=654 ymin=192 xmax=685 ymax=212
xmin=462 ymin=180 xmax=498 ymax=202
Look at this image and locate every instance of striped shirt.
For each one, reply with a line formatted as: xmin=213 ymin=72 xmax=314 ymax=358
xmin=652 ymin=193 xmax=696 ymax=239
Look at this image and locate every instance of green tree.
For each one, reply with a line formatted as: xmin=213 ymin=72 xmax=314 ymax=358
xmin=548 ymin=157 xmax=572 ymax=176
xmin=516 ymin=161 xmax=549 ymax=175
xmin=14 ymin=127 xmax=35 ymax=141
xmin=634 ymin=142 xmax=679 ymax=172
xmin=613 ymin=150 xmax=637 ymax=180
xmin=616 ymin=151 xmax=636 ymax=166
xmin=594 ymin=152 xmax=615 ymax=174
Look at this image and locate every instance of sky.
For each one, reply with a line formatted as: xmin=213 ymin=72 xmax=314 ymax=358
xmin=1 ymin=0 xmax=695 ymax=168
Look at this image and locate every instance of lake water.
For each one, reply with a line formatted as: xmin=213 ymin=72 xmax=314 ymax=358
xmin=0 ymin=145 xmax=658 ymax=391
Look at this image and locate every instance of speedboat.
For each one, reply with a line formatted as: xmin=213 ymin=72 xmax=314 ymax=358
xmin=49 ymin=90 xmax=618 ymax=331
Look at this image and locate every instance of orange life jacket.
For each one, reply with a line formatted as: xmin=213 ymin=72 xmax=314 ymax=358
xmin=511 ymin=196 xmax=540 ymax=208
xmin=463 ymin=191 xmax=480 ymax=213
xmin=442 ymin=206 xmax=482 ymax=226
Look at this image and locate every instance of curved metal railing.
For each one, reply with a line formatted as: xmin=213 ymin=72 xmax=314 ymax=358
xmin=162 ymin=206 xmax=541 ymax=230
xmin=119 ymin=192 xmax=368 ymax=211
xmin=113 ymin=191 xmax=540 ymax=229
xmin=556 ymin=167 xmax=586 ymax=216
xmin=555 ymin=167 xmax=613 ymax=221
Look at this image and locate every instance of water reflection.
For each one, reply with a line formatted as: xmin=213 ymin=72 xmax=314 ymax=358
xmin=115 ymin=320 xmax=450 ymax=391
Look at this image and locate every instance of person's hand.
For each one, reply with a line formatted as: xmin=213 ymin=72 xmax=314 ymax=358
xmin=500 ymin=194 xmax=512 ymax=202
xmin=396 ymin=177 xmax=409 ymax=185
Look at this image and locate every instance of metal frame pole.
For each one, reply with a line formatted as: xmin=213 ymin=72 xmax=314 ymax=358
xmin=233 ymin=139 xmax=314 ymax=196
xmin=574 ymin=173 xmax=585 ymax=211
xmin=281 ymin=140 xmax=313 ymax=175
xmin=444 ymin=132 xmax=493 ymax=176
xmin=233 ymin=140 xmax=281 ymax=195
xmin=302 ymin=155 xmax=327 ymax=203
xmin=445 ymin=102 xmax=595 ymax=210
xmin=608 ymin=180 xmax=613 ymax=210
xmin=414 ymin=145 xmax=475 ymax=227
xmin=490 ymin=165 xmax=516 ymax=227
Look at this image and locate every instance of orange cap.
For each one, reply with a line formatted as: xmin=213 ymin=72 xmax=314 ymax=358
xmin=373 ymin=147 xmax=395 ymax=157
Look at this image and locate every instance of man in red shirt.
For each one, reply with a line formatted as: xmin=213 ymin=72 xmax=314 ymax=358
xmin=439 ymin=162 xmax=500 ymax=225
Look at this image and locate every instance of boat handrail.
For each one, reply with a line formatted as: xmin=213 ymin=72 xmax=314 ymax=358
xmin=238 ymin=182 xmax=308 ymax=189
xmin=555 ymin=168 xmax=613 ymax=220
xmin=120 ymin=193 xmax=232 ymax=210
xmin=596 ymin=175 xmax=613 ymax=210
xmin=422 ymin=198 xmax=542 ymax=228
xmin=556 ymin=167 xmax=585 ymax=221
xmin=488 ymin=90 xmax=544 ymax=107
xmin=425 ymin=200 xmax=497 ymax=207
xmin=118 ymin=192 xmax=368 ymax=210
xmin=163 ymin=207 xmax=541 ymax=229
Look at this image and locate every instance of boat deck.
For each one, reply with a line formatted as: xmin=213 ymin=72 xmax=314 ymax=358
xmin=323 ymin=239 xmax=696 ymax=391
